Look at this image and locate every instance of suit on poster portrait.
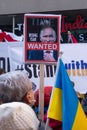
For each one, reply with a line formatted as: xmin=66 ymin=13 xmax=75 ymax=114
xmin=27 ymin=50 xmax=58 ymax=61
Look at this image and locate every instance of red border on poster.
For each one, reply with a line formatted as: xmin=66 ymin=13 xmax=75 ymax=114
xmin=24 ymin=14 xmax=61 ymax=64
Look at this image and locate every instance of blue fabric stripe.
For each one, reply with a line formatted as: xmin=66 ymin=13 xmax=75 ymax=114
xmin=48 ymin=59 xmax=87 ymax=130
xmin=58 ymin=59 xmax=78 ymax=130
xmin=55 ymin=61 xmax=62 ymax=89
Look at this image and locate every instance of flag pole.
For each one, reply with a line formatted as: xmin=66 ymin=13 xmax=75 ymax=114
xmin=59 ymin=51 xmax=63 ymax=59
xmin=45 ymin=118 xmax=50 ymax=130
xmin=38 ymin=63 xmax=44 ymax=121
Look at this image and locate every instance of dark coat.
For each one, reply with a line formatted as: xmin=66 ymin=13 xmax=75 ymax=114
xmin=27 ymin=50 xmax=58 ymax=61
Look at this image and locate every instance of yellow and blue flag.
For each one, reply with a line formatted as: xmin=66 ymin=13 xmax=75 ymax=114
xmin=47 ymin=58 xmax=87 ymax=130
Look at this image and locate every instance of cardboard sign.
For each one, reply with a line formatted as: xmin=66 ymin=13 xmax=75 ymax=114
xmin=24 ymin=14 xmax=61 ymax=64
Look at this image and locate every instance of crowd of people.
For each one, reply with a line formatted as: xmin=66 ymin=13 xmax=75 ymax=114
xmin=0 ymin=69 xmax=86 ymax=130
xmin=0 ymin=70 xmax=53 ymax=130
xmin=0 ymin=77 xmax=86 ymax=127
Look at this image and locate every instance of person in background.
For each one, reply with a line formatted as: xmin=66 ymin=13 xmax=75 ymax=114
xmin=0 ymin=69 xmax=6 ymax=75
xmin=35 ymin=86 xmax=62 ymax=130
xmin=81 ymin=92 xmax=87 ymax=115
xmin=71 ymin=80 xmax=84 ymax=103
xmin=35 ymin=86 xmax=52 ymax=114
xmin=27 ymin=25 xmax=58 ymax=61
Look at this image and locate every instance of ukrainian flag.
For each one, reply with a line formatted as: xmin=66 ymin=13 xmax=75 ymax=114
xmin=47 ymin=59 xmax=87 ymax=130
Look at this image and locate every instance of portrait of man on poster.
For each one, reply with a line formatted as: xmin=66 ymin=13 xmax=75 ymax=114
xmin=27 ymin=24 xmax=58 ymax=61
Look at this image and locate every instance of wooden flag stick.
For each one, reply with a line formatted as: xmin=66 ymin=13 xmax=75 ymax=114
xmin=38 ymin=63 xmax=44 ymax=121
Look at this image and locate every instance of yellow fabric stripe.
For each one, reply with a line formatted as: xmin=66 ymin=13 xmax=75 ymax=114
xmin=48 ymin=87 xmax=62 ymax=121
xmin=72 ymin=102 xmax=87 ymax=130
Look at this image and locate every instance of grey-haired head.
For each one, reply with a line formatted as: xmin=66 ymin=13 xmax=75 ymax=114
xmin=0 ymin=71 xmax=35 ymax=106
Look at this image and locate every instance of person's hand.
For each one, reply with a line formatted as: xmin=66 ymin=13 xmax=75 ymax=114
xmin=43 ymin=51 xmax=56 ymax=61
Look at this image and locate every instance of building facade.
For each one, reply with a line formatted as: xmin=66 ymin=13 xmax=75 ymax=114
xmin=0 ymin=0 xmax=87 ymax=43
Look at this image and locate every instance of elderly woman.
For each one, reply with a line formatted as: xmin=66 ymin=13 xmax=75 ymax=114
xmin=0 ymin=71 xmax=35 ymax=106
xmin=0 ymin=71 xmax=53 ymax=130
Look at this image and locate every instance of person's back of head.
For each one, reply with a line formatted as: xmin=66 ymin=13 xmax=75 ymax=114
xmin=0 ymin=71 xmax=35 ymax=106
xmin=0 ymin=102 xmax=40 ymax=130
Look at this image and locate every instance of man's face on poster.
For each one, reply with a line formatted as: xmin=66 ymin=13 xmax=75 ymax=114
xmin=40 ymin=27 xmax=56 ymax=43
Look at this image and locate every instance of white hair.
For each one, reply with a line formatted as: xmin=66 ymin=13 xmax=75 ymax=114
xmin=0 ymin=71 xmax=32 ymax=101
